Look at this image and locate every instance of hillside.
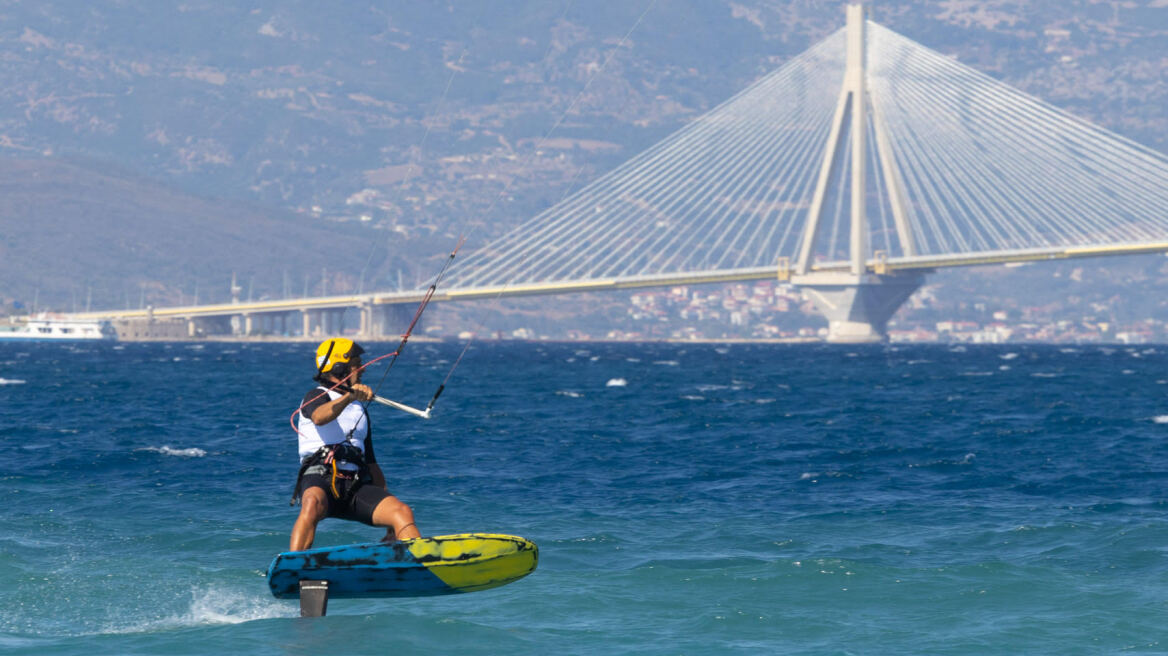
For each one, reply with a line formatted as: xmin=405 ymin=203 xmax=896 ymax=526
xmin=0 ymin=1 xmax=1164 ymax=316
xmin=0 ymin=158 xmax=419 ymax=310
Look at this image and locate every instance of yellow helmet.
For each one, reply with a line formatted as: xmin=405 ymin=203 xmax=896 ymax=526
xmin=315 ymin=338 xmax=365 ymax=378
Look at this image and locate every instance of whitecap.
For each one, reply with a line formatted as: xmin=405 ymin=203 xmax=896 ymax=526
xmin=139 ymin=446 xmax=207 ymax=458
xmin=681 ymin=394 xmax=704 ymax=401
xmin=1152 ymin=416 xmax=1168 ymax=424
xmin=1122 ymin=369 xmax=1135 ymax=375
xmin=606 ymin=378 xmax=628 ymax=387
xmin=653 ymin=360 xmax=680 ymax=366
xmin=999 ymin=365 xmax=1011 ymax=371
xmin=999 ymin=352 xmax=1019 ymax=360
xmin=556 ymin=390 xmax=583 ymax=398
xmin=960 ymin=371 xmax=994 ymax=377
xmin=1030 ymin=373 xmax=1059 ymax=378
xmin=0 ymin=377 xmax=27 ymax=385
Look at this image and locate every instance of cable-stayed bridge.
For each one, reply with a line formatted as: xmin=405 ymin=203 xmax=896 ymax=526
xmin=70 ymin=4 xmax=1168 ymax=341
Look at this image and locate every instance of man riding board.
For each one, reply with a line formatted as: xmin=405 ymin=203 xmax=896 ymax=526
xmin=289 ymin=338 xmax=421 ymax=550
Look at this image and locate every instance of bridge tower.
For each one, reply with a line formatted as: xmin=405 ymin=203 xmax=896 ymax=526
xmin=791 ymin=3 xmax=924 ymax=343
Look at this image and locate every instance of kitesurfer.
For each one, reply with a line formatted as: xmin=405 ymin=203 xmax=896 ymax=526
xmin=289 ymin=338 xmax=422 ymax=550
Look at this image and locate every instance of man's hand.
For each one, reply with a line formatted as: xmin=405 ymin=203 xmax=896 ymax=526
xmin=348 ymin=383 xmax=374 ymax=402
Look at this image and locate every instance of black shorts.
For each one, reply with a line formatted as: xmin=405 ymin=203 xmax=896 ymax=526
xmin=299 ymin=472 xmax=391 ymax=526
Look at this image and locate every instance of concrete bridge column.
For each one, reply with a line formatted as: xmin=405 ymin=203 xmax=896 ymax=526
xmin=322 ymin=309 xmax=345 ymax=336
xmin=243 ymin=313 xmax=254 ymax=336
xmin=358 ymin=300 xmax=375 ymax=338
xmin=792 ymin=271 xmax=925 ymax=343
xmin=378 ymin=303 xmax=420 ymax=339
xmin=371 ymin=305 xmax=390 ymax=339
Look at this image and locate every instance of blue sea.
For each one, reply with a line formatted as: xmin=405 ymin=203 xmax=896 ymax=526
xmin=1 ymin=340 xmax=1165 ymax=654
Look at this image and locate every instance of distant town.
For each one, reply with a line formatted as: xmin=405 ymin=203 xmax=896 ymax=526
xmin=482 ymin=271 xmax=1168 ymax=344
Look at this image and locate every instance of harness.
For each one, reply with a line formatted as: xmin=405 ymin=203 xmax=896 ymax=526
xmin=291 ymin=380 xmax=373 ymax=505
xmin=290 ymin=442 xmax=371 ymax=506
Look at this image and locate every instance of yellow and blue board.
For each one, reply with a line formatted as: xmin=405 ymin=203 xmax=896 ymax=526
xmin=267 ymin=533 xmax=538 ymax=599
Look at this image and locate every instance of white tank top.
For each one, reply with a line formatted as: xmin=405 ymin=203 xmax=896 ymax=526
xmin=297 ymin=387 xmax=369 ymax=470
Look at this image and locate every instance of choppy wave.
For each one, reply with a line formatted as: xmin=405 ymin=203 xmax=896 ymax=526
xmin=137 ymin=446 xmax=208 ymax=457
xmin=0 ymin=377 xmax=26 ymax=385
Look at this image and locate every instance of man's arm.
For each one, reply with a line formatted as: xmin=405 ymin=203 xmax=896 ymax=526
xmin=310 ymin=384 xmax=373 ymax=425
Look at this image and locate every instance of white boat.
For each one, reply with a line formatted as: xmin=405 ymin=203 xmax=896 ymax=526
xmin=0 ymin=314 xmax=116 ymax=341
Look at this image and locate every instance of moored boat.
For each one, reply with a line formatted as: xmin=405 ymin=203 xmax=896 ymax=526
xmin=0 ymin=314 xmax=116 ymax=341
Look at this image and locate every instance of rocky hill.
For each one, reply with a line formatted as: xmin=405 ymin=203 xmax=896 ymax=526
xmin=0 ymin=1 xmax=1164 ymax=316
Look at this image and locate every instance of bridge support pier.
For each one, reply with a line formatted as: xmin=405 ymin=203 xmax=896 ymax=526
xmin=358 ymin=300 xmax=374 ymax=339
xmin=793 ymin=271 xmax=924 ymax=343
xmin=377 ymin=304 xmax=419 ymax=340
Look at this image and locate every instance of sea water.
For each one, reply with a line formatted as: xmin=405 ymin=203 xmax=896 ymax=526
xmin=0 ymin=341 xmax=1164 ymax=654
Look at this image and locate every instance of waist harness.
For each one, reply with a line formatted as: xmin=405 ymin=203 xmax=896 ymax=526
xmin=290 ymin=442 xmax=371 ymax=505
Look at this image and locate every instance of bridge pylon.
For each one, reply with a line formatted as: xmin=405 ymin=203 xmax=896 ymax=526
xmin=792 ymin=3 xmax=920 ymax=342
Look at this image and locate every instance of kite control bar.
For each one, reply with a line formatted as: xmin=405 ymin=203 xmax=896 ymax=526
xmin=368 ymin=394 xmax=431 ymax=419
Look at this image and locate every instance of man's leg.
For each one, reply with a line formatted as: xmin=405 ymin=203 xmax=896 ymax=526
xmin=370 ymin=495 xmax=421 ymax=541
xmin=290 ymin=486 xmax=328 ymax=551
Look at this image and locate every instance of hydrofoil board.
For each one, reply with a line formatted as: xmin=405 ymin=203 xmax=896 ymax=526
xmin=267 ymin=533 xmax=537 ymax=614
